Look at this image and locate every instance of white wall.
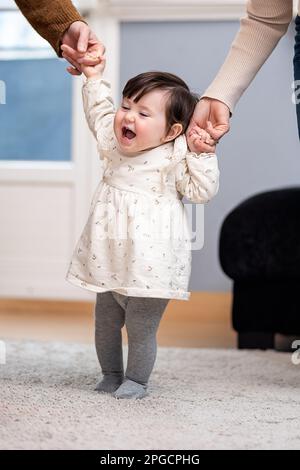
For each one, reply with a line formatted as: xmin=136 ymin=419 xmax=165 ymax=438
xmin=119 ymin=19 xmax=299 ymax=290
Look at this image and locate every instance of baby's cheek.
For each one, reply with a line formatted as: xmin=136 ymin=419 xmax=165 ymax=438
xmin=113 ymin=114 xmax=120 ymax=133
xmin=137 ymin=123 xmax=147 ymax=139
xmin=146 ymin=121 xmax=157 ymax=136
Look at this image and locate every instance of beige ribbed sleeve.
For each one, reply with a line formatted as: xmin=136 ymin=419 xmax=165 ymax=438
xmin=15 ymin=0 xmax=85 ymax=56
xmin=202 ymin=0 xmax=295 ymax=113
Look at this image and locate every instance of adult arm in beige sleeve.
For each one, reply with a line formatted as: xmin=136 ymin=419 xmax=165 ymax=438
xmin=203 ymin=0 xmax=294 ymax=113
xmin=14 ymin=0 xmax=85 ymax=56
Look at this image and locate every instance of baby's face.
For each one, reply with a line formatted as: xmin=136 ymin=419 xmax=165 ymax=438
xmin=114 ymin=89 xmax=170 ymax=155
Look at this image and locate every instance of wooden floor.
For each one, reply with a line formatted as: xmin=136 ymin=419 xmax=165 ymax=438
xmin=0 ymin=292 xmax=236 ymax=348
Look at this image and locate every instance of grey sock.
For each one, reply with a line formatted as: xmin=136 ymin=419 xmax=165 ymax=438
xmin=95 ymin=374 xmax=124 ymax=393
xmin=113 ymin=378 xmax=148 ymax=399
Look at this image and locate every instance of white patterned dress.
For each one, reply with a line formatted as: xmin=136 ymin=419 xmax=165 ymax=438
xmin=66 ymin=77 xmax=220 ymax=300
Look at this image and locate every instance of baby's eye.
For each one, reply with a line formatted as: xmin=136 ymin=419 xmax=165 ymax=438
xmin=121 ymin=105 xmax=130 ymax=110
xmin=140 ymin=112 xmax=149 ymax=117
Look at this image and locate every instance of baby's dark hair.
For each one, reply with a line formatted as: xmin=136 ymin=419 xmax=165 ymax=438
xmin=122 ymin=71 xmax=199 ymax=134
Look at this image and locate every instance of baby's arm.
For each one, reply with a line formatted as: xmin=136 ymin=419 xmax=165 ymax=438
xmin=61 ymin=44 xmax=115 ymax=155
xmin=81 ymin=78 xmax=115 ymax=153
xmin=175 ymin=151 xmax=220 ymax=204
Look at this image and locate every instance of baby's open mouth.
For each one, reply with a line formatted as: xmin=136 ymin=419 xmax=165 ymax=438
xmin=122 ymin=126 xmax=136 ymax=140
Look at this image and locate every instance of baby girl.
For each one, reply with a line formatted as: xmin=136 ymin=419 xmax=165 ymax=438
xmin=62 ymin=44 xmax=219 ymax=399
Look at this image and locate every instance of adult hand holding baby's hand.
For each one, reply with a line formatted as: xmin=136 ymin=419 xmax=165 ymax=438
xmin=61 ymin=22 xmax=105 ymax=75
xmin=61 ymin=44 xmax=106 ymax=78
xmin=186 ymin=97 xmax=230 ymax=153
xmin=188 ymin=126 xmax=216 ymax=153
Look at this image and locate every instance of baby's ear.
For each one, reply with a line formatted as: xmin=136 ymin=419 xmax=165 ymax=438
xmin=165 ymin=123 xmax=183 ymax=142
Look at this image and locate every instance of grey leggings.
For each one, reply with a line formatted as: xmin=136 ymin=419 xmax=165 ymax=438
xmin=94 ymin=291 xmax=170 ymax=385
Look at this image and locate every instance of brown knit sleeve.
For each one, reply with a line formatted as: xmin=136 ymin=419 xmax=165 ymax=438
xmin=15 ymin=0 xmax=86 ymax=56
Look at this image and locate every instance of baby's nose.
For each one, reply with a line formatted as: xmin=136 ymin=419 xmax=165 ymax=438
xmin=125 ymin=112 xmax=135 ymax=122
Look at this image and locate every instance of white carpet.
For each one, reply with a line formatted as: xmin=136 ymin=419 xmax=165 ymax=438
xmin=1 ymin=339 xmax=300 ymax=450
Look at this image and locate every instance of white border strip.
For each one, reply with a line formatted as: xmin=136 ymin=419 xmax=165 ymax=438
xmin=2 ymin=0 xmax=298 ymax=21
xmin=98 ymin=0 xmax=247 ymax=21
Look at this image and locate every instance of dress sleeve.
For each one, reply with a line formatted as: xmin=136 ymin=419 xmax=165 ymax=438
xmin=82 ymin=77 xmax=116 ymax=158
xmin=175 ymin=153 xmax=220 ymax=204
xmin=15 ymin=0 xmax=85 ymax=56
xmin=202 ymin=0 xmax=293 ymax=113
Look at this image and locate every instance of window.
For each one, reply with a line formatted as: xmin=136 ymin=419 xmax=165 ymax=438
xmin=0 ymin=10 xmax=72 ymax=162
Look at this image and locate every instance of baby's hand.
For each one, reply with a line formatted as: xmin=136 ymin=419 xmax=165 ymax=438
xmin=187 ymin=125 xmax=216 ymax=153
xmin=61 ymin=44 xmax=106 ymax=78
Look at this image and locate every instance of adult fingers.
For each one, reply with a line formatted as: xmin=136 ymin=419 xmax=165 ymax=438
xmin=77 ymin=44 xmax=105 ymax=65
xmin=66 ymin=66 xmax=81 ymax=76
xmin=62 ymin=52 xmax=82 ymax=73
xmin=186 ymin=98 xmax=211 ymax=136
xmin=61 ymin=44 xmax=83 ymax=61
xmin=189 ymin=127 xmax=214 ymax=146
xmin=77 ymin=55 xmax=102 ymax=66
xmin=188 ymin=132 xmax=216 ymax=154
xmin=193 ymin=138 xmax=216 ymax=153
xmin=204 ymin=135 xmax=217 ymax=146
xmin=77 ymin=25 xmax=90 ymax=53
xmin=207 ymin=120 xmax=229 ymax=142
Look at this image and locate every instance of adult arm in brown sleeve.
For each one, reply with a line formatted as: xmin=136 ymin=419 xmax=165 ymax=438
xmin=14 ymin=0 xmax=85 ymax=56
